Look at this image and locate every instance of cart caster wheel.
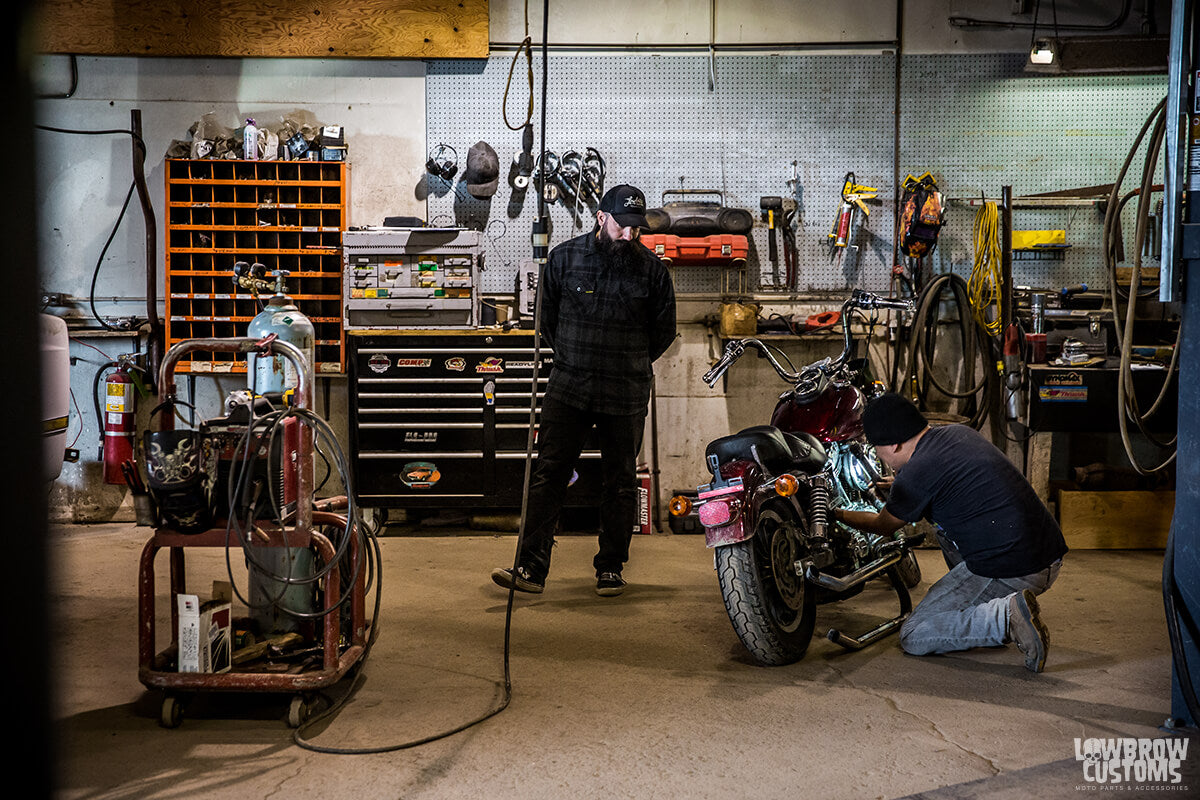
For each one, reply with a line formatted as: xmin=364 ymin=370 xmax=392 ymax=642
xmin=160 ymin=695 xmax=184 ymax=729
xmin=287 ymin=694 xmax=313 ymax=728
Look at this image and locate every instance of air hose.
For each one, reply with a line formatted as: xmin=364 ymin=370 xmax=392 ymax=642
xmin=1100 ymin=95 xmax=1179 ymax=475
xmin=1102 ymin=96 xmax=1195 ymax=728
xmin=892 ymin=272 xmax=994 ymax=430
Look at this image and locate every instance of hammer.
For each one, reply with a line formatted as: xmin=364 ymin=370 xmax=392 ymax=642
xmin=761 ymin=196 xmax=783 ymax=267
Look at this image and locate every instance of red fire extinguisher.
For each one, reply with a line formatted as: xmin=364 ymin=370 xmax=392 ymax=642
xmin=103 ymin=364 xmax=136 ymax=485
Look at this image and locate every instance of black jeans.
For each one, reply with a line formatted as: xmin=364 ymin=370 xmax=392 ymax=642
xmin=518 ymin=394 xmax=646 ymax=581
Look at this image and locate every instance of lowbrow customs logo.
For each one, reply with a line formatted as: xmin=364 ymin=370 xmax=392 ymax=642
xmin=1074 ymin=736 xmax=1190 ymax=788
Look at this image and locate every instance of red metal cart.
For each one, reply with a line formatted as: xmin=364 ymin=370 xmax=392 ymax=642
xmin=136 ymin=337 xmax=369 ymax=728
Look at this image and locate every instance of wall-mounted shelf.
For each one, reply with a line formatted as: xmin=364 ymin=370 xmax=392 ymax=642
xmin=164 ymin=159 xmax=349 ymax=374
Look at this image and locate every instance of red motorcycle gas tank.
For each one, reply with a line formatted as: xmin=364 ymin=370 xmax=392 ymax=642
xmin=770 ymin=381 xmax=866 ymax=443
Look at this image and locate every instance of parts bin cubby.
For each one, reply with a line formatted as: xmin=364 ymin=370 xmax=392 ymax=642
xmin=164 ymin=159 xmax=349 ymax=374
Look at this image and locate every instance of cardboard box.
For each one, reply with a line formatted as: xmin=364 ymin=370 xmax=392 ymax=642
xmin=177 ymin=581 xmax=233 ymax=673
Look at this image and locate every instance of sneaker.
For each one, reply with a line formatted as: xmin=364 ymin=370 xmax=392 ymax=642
xmin=595 ymin=571 xmax=626 ymax=597
xmin=491 ymin=566 xmax=544 ymax=594
xmin=1008 ymin=589 xmax=1049 ymax=673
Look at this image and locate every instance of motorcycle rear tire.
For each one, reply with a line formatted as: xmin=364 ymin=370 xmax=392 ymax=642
xmin=715 ymin=508 xmax=816 ymax=666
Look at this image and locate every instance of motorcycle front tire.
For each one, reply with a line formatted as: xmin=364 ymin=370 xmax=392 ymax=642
xmin=715 ymin=508 xmax=817 ymax=666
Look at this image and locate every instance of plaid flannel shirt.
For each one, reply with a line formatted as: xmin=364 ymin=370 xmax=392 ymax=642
xmin=540 ymin=231 xmax=677 ymax=415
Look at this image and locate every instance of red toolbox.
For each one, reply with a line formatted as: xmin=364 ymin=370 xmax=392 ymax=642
xmin=640 ymin=234 xmax=749 ymax=266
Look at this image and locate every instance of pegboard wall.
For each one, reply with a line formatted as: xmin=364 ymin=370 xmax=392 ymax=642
xmin=427 ymin=52 xmax=1166 ymax=297
xmin=904 ymin=54 xmax=1168 ymax=291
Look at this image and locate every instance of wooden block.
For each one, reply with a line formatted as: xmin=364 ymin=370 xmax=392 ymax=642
xmin=1056 ymin=489 xmax=1174 ymax=549
xmin=34 ymin=0 xmax=489 ymax=59
xmin=1115 ymin=265 xmax=1160 ymax=286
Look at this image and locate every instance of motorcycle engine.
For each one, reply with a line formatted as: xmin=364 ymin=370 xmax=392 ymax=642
xmin=827 ymin=442 xmax=879 ymax=507
xmin=827 ymin=442 xmax=888 ymax=564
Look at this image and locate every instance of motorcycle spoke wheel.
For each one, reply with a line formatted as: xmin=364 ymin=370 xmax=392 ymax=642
xmin=715 ymin=507 xmax=816 ymax=666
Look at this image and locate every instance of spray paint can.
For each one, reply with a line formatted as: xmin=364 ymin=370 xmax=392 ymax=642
xmin=243 ymin=118 xmax=258 ymax=161
xmin=1031 ymin=292 xmax=1046 ymax=334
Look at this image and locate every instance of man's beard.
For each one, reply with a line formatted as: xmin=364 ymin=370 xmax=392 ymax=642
xmin=596 ymin=227 xmax=642 ymax=269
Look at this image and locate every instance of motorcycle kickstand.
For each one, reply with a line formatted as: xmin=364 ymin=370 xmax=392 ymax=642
xmin=824 ymin=566 xmax=914 ymax=651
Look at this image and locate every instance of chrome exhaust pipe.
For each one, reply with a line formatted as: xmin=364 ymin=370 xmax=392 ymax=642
xmin=805 ymin=548 xmax=902 ymax=592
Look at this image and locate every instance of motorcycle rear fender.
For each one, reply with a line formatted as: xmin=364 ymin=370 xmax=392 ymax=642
xmin=700 ymin=459 xmax=759 ymax=548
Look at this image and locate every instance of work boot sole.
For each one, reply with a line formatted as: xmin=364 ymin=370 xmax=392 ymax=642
xmin=1014 ymin=589 xmax=1049 ymax=673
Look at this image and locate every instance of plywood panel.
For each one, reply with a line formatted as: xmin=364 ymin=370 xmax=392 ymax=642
xmin=1057 ymin=489 xmax=1174 ymax=549
xmin=33 ymin=0 xmax=488 ymax=59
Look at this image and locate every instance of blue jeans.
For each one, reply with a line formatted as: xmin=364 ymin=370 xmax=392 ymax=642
xmin=899 ymin=530 xmax=1062 ymax=656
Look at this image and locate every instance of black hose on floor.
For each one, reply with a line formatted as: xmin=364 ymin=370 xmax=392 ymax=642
xmin=291 ymin=0 xmax=552 ymax=753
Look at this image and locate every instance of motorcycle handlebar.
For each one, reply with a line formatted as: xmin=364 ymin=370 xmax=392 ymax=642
xmin=701 ymin=291 xmax=911 ymax=387
xmin=848 ymin=289 xmax=914 ymax=314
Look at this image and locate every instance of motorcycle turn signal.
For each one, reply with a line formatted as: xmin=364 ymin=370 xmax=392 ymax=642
xmin=774 ymin=473 xmax=800 ymax=497
xmin=669 ymin=495 xmax=692 ymax=516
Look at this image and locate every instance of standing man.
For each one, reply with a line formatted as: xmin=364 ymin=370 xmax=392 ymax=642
xmin=492 ymin=184 xmax=676 ymax=597
xmin=835 ymin=393 xmax=1068 ymax=672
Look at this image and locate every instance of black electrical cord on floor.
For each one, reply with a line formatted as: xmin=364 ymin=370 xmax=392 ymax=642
xmin=288 ymin=0 xmax=552 ymax=756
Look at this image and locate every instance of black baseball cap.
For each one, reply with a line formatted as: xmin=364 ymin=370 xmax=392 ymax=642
xmin=862 ymin=392 xmax=929 ymax=446
xmin=599 ymin=184 xmax=649 ymax=229
xmin=465 ymin=141 xmax=499 ymax=198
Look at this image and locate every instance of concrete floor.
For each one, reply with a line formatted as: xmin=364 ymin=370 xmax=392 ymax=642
xmin=49 ymin=522 xmax=1196 ymax=800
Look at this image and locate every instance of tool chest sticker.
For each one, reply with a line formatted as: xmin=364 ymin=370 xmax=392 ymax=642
xmin=1039 ymin=387 xmax=1087 ymax=402
xmin=367 ymin=353 xmax=390 ymax=373
xmin=445 ymin=357 xmax=466 ymax=372
xmin=394 ymin=358 xmax=432 ymax=368
xmin=476 ymin=357 xmax=504 ymax=373
xmin=400 ymin=461 xmax=441 ymax=489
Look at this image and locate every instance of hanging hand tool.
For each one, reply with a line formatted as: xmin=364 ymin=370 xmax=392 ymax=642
xmin=827 ymin=174 xmax=877 ymax=259
xmin=510 ymin=123 xmax=535 ymax=191
xmin=1002 ymin=322 xmax=1024 ymax=421
xmin=760 ymin=196 xmax=783 ymax=272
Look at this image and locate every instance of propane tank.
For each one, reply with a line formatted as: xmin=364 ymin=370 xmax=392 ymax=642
xmin=246 ymin=270 xmax=314 ymax=397
xmin=103 ymin=361 xmax=137 ymax=485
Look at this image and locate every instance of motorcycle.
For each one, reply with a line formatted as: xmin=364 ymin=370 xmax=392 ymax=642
xmin=671 ymin=289 xmax=924 ymax=666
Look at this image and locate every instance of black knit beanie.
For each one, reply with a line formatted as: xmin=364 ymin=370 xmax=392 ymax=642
xmin=862 ymin=393 xmax=929 ymax=446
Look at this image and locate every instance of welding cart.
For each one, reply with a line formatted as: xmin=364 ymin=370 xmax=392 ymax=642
xmin=136 ymin=337 xmax=370 ymax=728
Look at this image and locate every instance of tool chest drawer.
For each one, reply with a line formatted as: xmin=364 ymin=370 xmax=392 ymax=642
xmin=349 ymin=330 xmax=602 ymax=509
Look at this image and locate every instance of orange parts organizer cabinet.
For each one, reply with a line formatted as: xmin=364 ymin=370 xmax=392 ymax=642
xmin=164 ymin=159 xmax=349 ymax=374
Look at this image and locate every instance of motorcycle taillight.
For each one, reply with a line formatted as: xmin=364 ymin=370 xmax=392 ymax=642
xmin=699 ymin=498 xmax=737 ymax=527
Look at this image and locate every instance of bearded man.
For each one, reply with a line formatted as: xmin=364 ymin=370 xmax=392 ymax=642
xmin=491 ymin=184 xmax=677 ymax=596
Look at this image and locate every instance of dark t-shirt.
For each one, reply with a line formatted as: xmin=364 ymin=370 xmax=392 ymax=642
xmin=884 ymin=424 xmax=1068 ymax=579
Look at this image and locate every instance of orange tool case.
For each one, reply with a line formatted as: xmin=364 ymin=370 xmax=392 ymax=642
xmin=640 ymin=234 xmax=749 ymax=266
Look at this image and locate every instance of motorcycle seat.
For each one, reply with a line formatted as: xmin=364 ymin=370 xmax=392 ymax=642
xmin=706 ymin=424 xmax=826 ymax=474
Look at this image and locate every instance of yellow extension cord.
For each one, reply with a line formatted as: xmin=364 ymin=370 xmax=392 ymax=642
xmin=969 ymin=201 xmax=1003 ymax=336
